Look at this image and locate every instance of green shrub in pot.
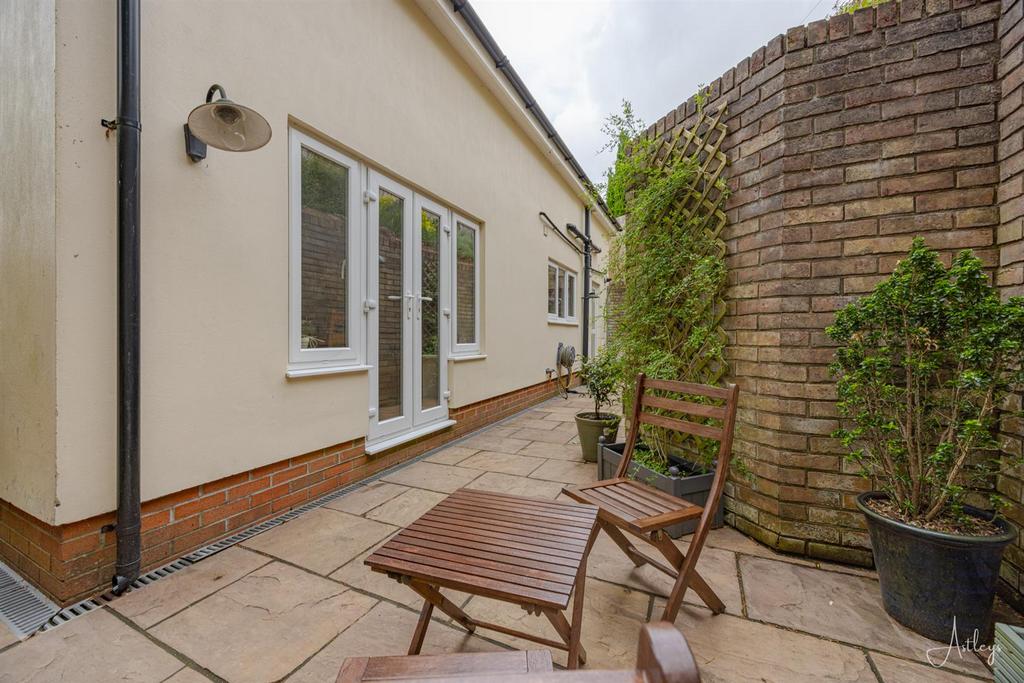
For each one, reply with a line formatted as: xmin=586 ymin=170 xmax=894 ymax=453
xmin=827 ymin=238 xmax=1024 ymax=642
xmin=575 ymin=348 xmax=622 ymax=463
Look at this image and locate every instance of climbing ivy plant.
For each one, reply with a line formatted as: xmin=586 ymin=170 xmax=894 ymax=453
xmin=597 ymin=99 xmax=731 ymax=469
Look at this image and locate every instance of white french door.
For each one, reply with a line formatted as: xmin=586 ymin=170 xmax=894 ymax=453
xmin=413 ymin=194 xmax=450 ymax=426
xmin=367 ymin=171 xmax=449 ymax=445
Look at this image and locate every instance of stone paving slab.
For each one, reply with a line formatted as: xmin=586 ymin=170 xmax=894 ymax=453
xmin=286 ymin=601 xmax=505 ymax=682
xmin=586 ymin=534 xmax=743 ymax=617
xmin=424 ymin=445 xmax=480 ymax=465
xmin=365 ymin=488 xmax=448 ymax=527
xmin=462 ymin=578 xmax=650 ymax=670
xmin=503 ymin=416 xmax=560 ymax=431
xmin=740 ymin=555 xmax=990 ymax=677
xmin=151 ymin=561 xmax=376 ymax=683
xmin=509 ymin=427 xmax=576 ymax=444
xmin=456 ymin=450 xmax=548 ymax=476
xmin=325 ymin=481 xmax=409 ymax=515
xmin=242 ymin=508 xmax=395 ymax=576
xmin=114 ymin=546 xmax=271 ymax=629
xmin=665 ymin=604 xmax=878 ymax=683
xmin=458 ymin=432 xmax=531 ymax=454
xmin=0 ymin=621 xmax=17 ymax=651
xmin=871 ymin=652 xmax=988 ymax=682
xmin=518 ymin=440 xmax=586 ymax=460
xmin=0 ymin=608 xmax=184 ymax=683
xmin=165 ymin=668 xmax=214 ymax=682
xmin=381 ymin=461 xmax=481 ymax=493
xmin=464 ymin=471 xmax=565 ymax=499
xmin=705 ymin=526 xmax=877 ymax=579
xmin=528 ymin=458 xmax=597 ymax=485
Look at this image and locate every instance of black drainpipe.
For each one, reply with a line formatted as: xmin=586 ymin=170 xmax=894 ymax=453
xmin=566 ymin=213 xmax=594 ymax=357
xmin=111 ymin=0 xmax=142 ymax=595
xmin=581 ymin=208 xmax=592 ymax=357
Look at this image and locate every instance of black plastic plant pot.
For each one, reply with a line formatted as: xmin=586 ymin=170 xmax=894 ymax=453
xmin=856 ymin=491 xmax=1016 ymax=643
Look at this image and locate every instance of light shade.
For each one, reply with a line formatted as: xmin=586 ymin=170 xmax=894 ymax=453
xmin=186 ymin=84 xmax=271 ymax=153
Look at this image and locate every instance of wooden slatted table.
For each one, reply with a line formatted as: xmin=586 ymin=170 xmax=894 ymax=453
xmin=364 ymin=488 xmax=600 ymax=669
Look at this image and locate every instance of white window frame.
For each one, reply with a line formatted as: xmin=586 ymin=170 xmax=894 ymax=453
xmin=288 ymin=129 xmax=365 ymax=375
xmin=450 ymin=214 xmax=481 ymax=355
xmin=548 ymin=260 xmax=578 ymax=324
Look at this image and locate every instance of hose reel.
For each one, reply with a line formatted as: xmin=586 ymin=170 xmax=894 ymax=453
xmin=554 ymin=343 xmax=577 ymax=398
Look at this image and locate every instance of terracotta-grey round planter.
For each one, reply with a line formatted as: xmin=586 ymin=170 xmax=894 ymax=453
xmin=574 ymin=413 xmax=620 ymax=463
xmin=857 ymin=491 xmax=1016 ymax=643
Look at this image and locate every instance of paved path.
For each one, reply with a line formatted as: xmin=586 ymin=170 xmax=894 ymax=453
xmin=0 ymin=395 xmax=1001 ymax=682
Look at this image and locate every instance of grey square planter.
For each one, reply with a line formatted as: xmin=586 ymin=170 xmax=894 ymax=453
xmin=599 ymin=442 xmax=724 ymax=538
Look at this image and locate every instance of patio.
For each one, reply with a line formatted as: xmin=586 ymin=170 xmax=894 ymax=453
xmin=0 ymin=394 xmax=1006 ymax=682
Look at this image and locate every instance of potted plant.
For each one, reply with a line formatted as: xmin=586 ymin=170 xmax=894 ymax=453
xmin=575 ymin=349 xmax=621 ymax=463
xmin=828 ymin=238 xmax=1024 ymax=643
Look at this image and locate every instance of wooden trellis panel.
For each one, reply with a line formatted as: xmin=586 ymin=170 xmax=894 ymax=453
xmin=653 ymin=104 xmax=730 ymax=389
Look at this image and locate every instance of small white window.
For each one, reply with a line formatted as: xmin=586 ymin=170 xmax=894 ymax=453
xmin=288 ymin=129 xmax=364 ymax=373
xmin=452 ymin=215 xmax=481 ymax=355
xmin=548 ymin=261 xmax=578 ymax=324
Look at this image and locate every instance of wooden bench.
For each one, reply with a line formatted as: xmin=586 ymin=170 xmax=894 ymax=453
xmin=337 ymin=622 xmax=701 ymax=682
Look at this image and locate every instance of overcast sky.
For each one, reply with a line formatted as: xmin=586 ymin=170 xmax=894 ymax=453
xmin=472 ymin=0 xmax=834 ymax=186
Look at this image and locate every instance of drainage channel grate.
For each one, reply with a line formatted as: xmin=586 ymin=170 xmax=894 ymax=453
xmin=0 ymin=560 xmax=58 ymax=639
xmin=19 ymin=395 xmax=566 ymax=637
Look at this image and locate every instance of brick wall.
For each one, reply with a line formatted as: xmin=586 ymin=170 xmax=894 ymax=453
xmin=0 ymin=376 xmax=567 ymax=605
xmin=997 ymin=0 xmax=1024 ymax=606
xmin=650 ymin=0 xmax=1006 ymax=567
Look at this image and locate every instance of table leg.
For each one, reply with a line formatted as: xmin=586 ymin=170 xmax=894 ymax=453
xmin=409 ymin=600 xmax=434 ymax=655
xmin=407 ymin=579 xmax=477 ymax=634
xmin=542 ymin=610 xmax=587 ymax=668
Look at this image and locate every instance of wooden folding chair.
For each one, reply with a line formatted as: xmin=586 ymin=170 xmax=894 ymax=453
xmin=563 ymin=373 xmax=739 ymax=623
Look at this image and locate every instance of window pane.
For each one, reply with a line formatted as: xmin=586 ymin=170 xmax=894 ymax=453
xmin=378 ymin=190 xmax=404 ymax=422
xmin=456 ymin=223 xmax=477 ymax=345
xmin=421 ymin=209 xmax=441 ymax=410
xmin=300 ymin=147 xmax=348 ymax=349
xmin=567 ymin=274 xmax=575 ymax=318
xmin=557 ymin=268 xmax=565 ymax=318
xmin=547 ymin=265 xmax=557 ymax=315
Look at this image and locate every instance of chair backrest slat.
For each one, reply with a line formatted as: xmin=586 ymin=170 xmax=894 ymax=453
xmin=643 ymin=378 xmax=732 ymax=400
xmin=640 ymin=394 xmax=726 ymax=421
xmin=614 ymin=373 xmax=738 ymax=480
xmin=637 ymin=412 xmax=723 ymax=441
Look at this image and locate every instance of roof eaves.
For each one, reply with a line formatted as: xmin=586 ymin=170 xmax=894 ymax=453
xmin=447 ymin=0 xmax=621 ymax=231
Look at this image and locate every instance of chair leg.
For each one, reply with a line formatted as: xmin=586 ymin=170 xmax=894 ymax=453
xmin=600 ymin=520 xmax=646 ymax=568
xmin=649 ymin=532 xmax=725 ymax=616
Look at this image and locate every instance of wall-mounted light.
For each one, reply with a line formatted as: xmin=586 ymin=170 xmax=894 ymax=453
xmin=183 ymin=84 xmax=272 ymax=162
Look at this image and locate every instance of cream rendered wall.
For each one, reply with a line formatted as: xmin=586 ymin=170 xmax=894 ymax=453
xmin=0 ymin=0 xmax=58 ymax=523
xmin=51 ymin=0 xmax=614 ymax=524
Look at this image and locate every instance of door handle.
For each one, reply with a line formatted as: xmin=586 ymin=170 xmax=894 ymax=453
xmin=385 ymin=295 xmax=403 ymax=301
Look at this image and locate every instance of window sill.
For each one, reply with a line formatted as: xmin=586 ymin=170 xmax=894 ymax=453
xmin=449 ymin=353 xmax=487 ymax=363
xmin=285 ymin=364 xmax=371 ymax=379
xmin=547 ymin=319 xmax=579 ymax=327
xmin=365 ymin=419 xmax=457 ymax=454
